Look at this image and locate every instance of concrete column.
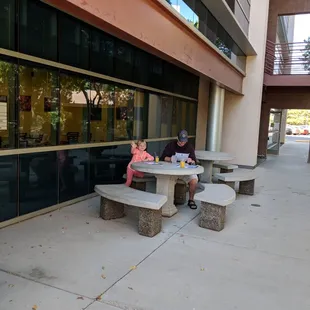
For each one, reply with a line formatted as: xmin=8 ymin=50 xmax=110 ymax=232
xmin=195 ymin=77 xmax=210 ymax=150
xmin=257 ymin=103 xmax=270 ymax=158
xmin=280 ymin=109 xmax=287 ymax=144
xmin=206 ymin=83 xmax=225 ymax=152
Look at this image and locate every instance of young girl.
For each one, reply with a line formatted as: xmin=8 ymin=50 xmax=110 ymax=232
xmin=125 ymin=140 xmax=154 ymax=187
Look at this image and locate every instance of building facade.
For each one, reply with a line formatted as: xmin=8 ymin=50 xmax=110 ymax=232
xmin=0 ymin=0 xmax=268 ymax=226
xmin=259 ymin=0 xmax=310 ymax=159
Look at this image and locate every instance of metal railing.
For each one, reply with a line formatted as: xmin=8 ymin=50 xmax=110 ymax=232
xmin=265 ymin=40 xmax=310 ymax=75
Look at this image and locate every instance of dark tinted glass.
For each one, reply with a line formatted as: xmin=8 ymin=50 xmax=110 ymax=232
xmin=59 ymin=148 xmax=89 ymax=202
xmin=0 ymin=58 xmax=18 ymax=150
xmin=0 ymin=155 xmax=17 ymax=222
xmin=133 ymin=50 xmax=149 ymax=86
xmin=19 ymin=0 xmax=57 ymax=61
xmin=148 ymin=57 xmax=163 ymax=90
xmin=89 ymin=146 xmax=125 ymax=189
xmin=91 ymin=30 xmax=114 ymax=77
xmin=114 ymin=39 xmax=134 ymax=81
xmin=18 ymin=63 xmax=59 ymax=148
xmin=19 ymin=152 xmax=58 ymax=215
xmin=59 ymin=14 xmax=90 ymax=69
xmin=113 ymin=144 xmax=132 ymax=182
xmin=0 ymin=0 xmax=15 ymax=50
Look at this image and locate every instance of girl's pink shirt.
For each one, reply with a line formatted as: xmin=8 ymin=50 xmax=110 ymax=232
xmin=128 ymin=148 xmax=154 ymax=167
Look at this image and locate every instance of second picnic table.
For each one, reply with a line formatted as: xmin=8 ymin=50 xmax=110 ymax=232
xmin=195 ymin=151 xmax=234 ymax=183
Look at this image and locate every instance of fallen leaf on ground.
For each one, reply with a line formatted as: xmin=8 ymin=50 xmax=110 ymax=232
xmin=77 ymin=297 xmax=84 ymax=300
xmin=200 ymin=268 xmax=205 ymax=271
xmin=32 ymin=305 xmax=38 ymax=310
xmin=8 ymin=284 xmax=14 ymax=288
xmin=130 ymin=266 xmax=137 ymax=271
xmin=96 ymin=294 xmax=103 ymax=301
xmin=128 ymin=287 xmax=133 ymax=290
xmin=101 ymin=274 xmax=106 ymax=279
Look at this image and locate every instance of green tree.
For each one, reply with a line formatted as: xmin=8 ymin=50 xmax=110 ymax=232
xmin=287 ymin=109 xmax=310 ymax=125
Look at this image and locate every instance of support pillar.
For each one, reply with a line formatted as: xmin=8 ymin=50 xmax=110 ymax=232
xmin=257 ymin=104 xmax=270 ymax=158
xmin=280 ymin=109 xmax=287 ymax=145
xmin=206 ymin=83 xmax=225 ymax=152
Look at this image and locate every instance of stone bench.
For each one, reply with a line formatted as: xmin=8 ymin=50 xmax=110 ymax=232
xmin=213 ymin=163 xmax=238 ymax=173
xmin=215 ymin=169 xmax=257 ymax=196
xmin=95 ymin=184 xmax=167 ymax=237
xmin=195 ymin=184 xmax=236 ymax=231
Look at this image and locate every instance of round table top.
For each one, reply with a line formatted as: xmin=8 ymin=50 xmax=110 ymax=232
xmin=131 ymin=161 xmax=204 ymax=176
xmin=195 ymin=150 xmax=234 ymax=161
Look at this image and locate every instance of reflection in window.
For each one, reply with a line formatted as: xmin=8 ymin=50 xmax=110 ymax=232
xmin=89 ymin=81 xmax=114 ymax=143
xmin=161 ymin=96 xmax=173 ymax=138
xmin=60 ymin=73 xmax=89 ymax=144
xmin=0 ymin=0 xmax=15 ymax=50
xmin=0 ymin=59 xmax=17 ymax=149
xmin=114 ymin=87 xmax=135 ymax=141
xmin=18 ymin=64 xmax=59 ymax=148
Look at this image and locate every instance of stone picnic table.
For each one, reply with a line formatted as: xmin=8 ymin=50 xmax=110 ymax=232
xmin=131 ymin=161 xmax=204 ymax=217
xmin=195 ymin=151 xmax=234 ymax=183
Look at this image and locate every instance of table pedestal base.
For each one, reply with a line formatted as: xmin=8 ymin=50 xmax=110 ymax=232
xmin=200 ymin=161 xmax=213 ymax=183
xmin=156 ymin=175 xmax=178 ymax=217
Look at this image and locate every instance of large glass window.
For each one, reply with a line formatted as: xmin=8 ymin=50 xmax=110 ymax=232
xmin=0 ymin=0 xmax=15 ymax=51
xmin=19 ymin=0 xmax=57 ymax=61
xmin=60 ymin=73 xmax=89 ymax=144
xmin=0 ymin=58 xmax=17 ymax=149
xmin=59 ymin=14 xmax=90 ymax=70
xmin=18 ymin=63 xmax=59 ymax=148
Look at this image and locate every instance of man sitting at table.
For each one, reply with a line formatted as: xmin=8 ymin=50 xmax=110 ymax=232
xmin=160 ymin=129 xmax=198 ymax=210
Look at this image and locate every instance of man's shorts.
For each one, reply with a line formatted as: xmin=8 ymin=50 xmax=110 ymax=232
xmin=179 ymin=174 xmax=198 ymax=184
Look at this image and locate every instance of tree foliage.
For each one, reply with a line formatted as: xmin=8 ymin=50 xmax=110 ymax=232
xmin=287 ymin=109 xmax=310 ymax=125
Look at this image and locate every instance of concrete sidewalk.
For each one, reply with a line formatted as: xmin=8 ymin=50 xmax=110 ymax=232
xmin=1 ymin=139 xmax=310 ymax=310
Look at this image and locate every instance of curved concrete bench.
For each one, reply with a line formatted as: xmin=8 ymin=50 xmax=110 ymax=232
xmin=95 ymin=184 xmax=167 ymax=237
xmin=213 ymin=163 xmax=238 ymax=173
xmin=195 ymin=184 xmax=236 ymax=231
xmin=215 ymin=169 xmax=257 ymax=196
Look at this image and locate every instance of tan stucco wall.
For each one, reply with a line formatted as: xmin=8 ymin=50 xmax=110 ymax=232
xmin=221 ymin=0 xmax=270 ymax=167
xmin=195 ymin=77 xmax=210 ymax=150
